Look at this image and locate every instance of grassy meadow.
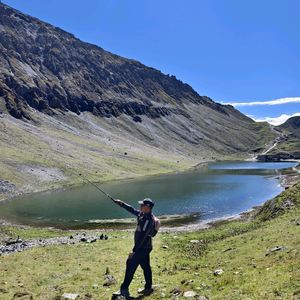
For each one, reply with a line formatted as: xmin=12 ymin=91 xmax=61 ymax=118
xmin=1 ymin=182 xmax=300 ymax=299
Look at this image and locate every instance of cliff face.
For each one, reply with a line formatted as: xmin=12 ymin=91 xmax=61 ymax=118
xmin=0 ymin=1 xmax=278 ymax=169
xmin=0 ymin=3 xmax=226 ymax=120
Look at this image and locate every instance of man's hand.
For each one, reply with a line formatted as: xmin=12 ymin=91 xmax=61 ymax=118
xmin=128 ymin=250 xmax=135 ymax=259
xmin=114 ymin=199 xmax=123 ymax=206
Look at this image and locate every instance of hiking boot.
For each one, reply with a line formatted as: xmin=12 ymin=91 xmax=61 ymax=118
xmin=138 ymin=288 xmax=154 ymax=296
xmin=113 ymin=289 xmax=130 ymax=297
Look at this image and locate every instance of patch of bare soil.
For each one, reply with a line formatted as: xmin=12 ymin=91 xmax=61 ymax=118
xmin=18 ymin=165 xmax=67 ymax=182
xmin=0 ymin=165 xmax=68 ymax=203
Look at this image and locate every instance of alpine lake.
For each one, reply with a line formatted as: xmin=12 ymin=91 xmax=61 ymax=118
xmin=0 ymin=161 xmax=298 ymax=230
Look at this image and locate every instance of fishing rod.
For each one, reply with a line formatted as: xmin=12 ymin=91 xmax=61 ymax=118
xmin=79 ymin=173 xmax=115 ymax=202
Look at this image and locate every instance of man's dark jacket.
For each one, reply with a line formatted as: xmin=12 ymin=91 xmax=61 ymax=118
xmin=120 ymin=202 xmax=154 ymax=252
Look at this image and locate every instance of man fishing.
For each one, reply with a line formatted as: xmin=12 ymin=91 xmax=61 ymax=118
xmin=113 ymin=198 xmax=156 ymax=297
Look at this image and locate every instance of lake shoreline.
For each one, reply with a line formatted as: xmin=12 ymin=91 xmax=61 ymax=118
xmin=1 ymin=160 xmax=299 ymax=232
xmin=1 ymin=158 xmax=299 ymax=205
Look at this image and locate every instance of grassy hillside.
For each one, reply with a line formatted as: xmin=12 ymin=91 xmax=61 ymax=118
xmin=1 ymin=95 xmax=278 ymax=202
xmin=1 ymin=182 xmax=300 ymax=299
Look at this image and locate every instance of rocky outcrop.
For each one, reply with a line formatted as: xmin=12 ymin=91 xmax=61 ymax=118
xmin=0 ymin=3 xmax=227 ymax=120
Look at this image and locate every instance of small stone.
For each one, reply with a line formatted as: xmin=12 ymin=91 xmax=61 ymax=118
xmin=184 ymin=291 xmax=197 ymax=297
xmin=214 ymin=269 xmax=223 ymax=275
xmin=61 ymin=293 xmax=79 ymax=299
xmin=222 ymin=247 xmax=232 ymax=252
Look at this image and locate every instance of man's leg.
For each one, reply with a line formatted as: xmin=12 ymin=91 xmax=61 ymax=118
xmin=140 ymin=251 xmax=152 ymax=289
xmin=120 ymin=258 xmax=139 ymax=292
xmin=120 ymin=249 xmax=151 ymax=291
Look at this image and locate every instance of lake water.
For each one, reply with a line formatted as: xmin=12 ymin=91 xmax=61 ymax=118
xmin=0 ymin=161 xmax=298 ymax=229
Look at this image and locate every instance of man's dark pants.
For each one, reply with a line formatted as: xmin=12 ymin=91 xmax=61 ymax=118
xmin=121 ymin=248 xmax=152 ymax=291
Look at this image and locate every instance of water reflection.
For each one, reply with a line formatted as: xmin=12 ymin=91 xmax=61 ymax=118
xmin=0 ymin=161 xmax=297 ymax=229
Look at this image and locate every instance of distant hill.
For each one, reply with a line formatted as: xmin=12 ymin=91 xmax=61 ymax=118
xmin=260 ymin=116 xmax=300 ymax=157
xmin=277 ymin=116 xmax=300 ymax=139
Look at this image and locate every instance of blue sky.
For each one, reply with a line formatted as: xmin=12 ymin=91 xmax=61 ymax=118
xmin=3 ymin=0 xmax=300 ymax=125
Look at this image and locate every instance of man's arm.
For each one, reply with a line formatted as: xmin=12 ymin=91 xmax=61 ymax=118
xmin=114 ymin=199 xmax=140 ymax=217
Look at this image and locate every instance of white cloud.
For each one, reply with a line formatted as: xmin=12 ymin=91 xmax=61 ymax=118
xmin=227 ymin=97 xmax=300 ymax=107
xmin=252 ymin=113 xmax=300 ymax=126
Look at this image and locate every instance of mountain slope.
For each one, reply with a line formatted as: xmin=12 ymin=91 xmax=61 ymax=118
xmin=0 ymin=3 xmax=279 ymax=198
xmin=277 ymin=116 xmax=300 ymax=139
xmin=0 ymin=3 xmax=224 ymax=120
xmin=268 ymin=116 xmax=300 ymax=156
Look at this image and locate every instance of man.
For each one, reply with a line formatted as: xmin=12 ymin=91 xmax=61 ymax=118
xmin=113 ymin=198 xmax=155 ymax=297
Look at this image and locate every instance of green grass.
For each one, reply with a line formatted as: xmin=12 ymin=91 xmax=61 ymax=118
xmin=0 ymin=109 xmax=196 ymax=201
xmin=1 ymin=183 xmax=300 ymax=299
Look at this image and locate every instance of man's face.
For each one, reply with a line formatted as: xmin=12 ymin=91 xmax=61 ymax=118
xmin=140 ymin=204 xmax=151 ymax=213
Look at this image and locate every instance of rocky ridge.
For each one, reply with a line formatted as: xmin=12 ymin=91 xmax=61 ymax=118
xmin=0 ymin=2 xmax=226 ymax=120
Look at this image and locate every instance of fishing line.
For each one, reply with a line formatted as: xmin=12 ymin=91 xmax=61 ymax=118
xmin=79 ymin=173 xmax=115 ymax=202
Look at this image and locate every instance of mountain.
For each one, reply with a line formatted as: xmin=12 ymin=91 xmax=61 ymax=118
xmin=269 ymin=116 xmax=300 ymax=157
xmin=0 ymin=3 xmax=280 ymax=197
xmin=0 ymin=3 xmax=226 ymax=120
xmin=278 ymin=116 xmax=300 ymax=139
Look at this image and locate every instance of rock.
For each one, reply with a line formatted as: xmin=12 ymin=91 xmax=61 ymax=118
xmin=61 ymin=293 xmax=79 ymax=299
xmin=265 ymin=246 xmax=283 ymax=256
xmin=222 ymin=247 xmax=232 ymax=252
xmin=103 ymin=278 xmax=118 ymax=286
xmin=0 ymin=233 xmax=110 ymax=255
xmin=214 ymin=269 xmax=223 ymax=275
xmin=171 ymin=287 xmax=184 ymax=296
xmin=0 ymin=179 xmax=17 ymax=194
xmin=184 ymin=291 xmax=197 ymax=297
xmin=104 ymin=274 xmax=118 ymax=286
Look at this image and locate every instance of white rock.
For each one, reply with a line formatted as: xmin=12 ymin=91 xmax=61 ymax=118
xmin=214 ymin=269 xmax=223 ymax=275
xmin=61 ymin=293 xmax=79 ymax=300
xmin=184 ymin=291 xmax=197 ymax=297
